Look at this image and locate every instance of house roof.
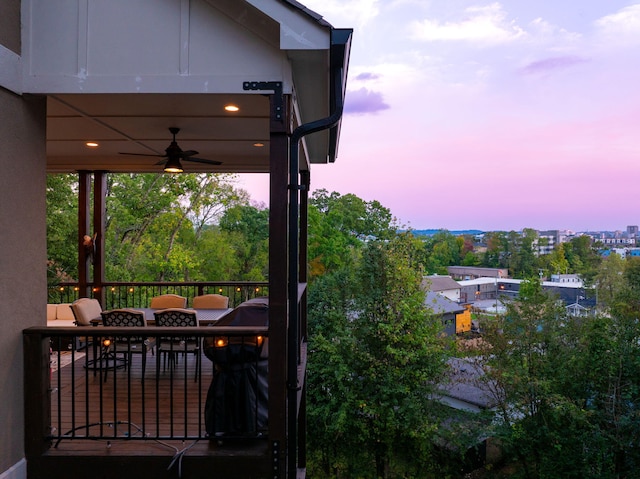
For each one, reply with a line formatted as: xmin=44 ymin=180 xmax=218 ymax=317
xmin=20 ymin=0 xmax=352 ymax=174
xmin=422 ymin=275 xmax=461 ymax=293
xmin=437 ymin=357 xmax=500 ymax=412
xmin=424 ymin=292 xmax=465 ymax=315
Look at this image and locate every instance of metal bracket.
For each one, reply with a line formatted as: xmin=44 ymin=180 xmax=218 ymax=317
xmin=243 ymin=81 xmax=283 ymax=121
xmin=271 ymin=440 xmax=281 ymax=478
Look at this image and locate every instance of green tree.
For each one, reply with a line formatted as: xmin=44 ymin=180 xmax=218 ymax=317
xmin=46 ymin=174 xmax=79 ymax=285
xmin=475 ymin=273 xmax=640 ymax=478
xmin=547 ymin=242 xmax=570 ymax=276
xmin=218 ymin=204 xmax=269 ymax=280
xmin=508 ymin=228 xmax=539 ymax=278
xmin=594 ymin=252 xmax=625 ymax=312
xmin=307 ymin=233 xmax=448 ymax=478
xmin=104 ymin=172 xmax=247 ymax=281
xmin=564 ymin=234 xmax=601 ymax=283
xmin=423 ymin=230 xmax=462 ymax=274
xmin=480 ymin=279 xmax=595 ymax=478
xmin=308 ymin=190 xmax=395 ymax=280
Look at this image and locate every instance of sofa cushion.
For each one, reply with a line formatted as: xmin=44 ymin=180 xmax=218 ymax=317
xmin=47 ymin=304 xmax=58 ymax=321
xmin=71 ymin=298 xmax=103 ymax=326
xmin=56 ymin=303 xmax=75 ymax=321
xmin=48 ymin=319 xmax=77 ymax=328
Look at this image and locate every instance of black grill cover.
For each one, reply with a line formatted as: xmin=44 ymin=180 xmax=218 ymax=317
xmin=204 ymin=297 xmax=269 ymax=438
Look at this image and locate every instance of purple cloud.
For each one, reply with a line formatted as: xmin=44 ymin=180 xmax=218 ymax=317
xmin=344 ymin=88 xmax=390 ymax=115
xmin=521 ymin=55 xmax=589 ymax=74
xmin=355 ymin=72 xmax=380 ymax=81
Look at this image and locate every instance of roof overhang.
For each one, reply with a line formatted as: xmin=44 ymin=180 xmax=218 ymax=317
xmin=19 ymin=0 xmax=351 ymax=174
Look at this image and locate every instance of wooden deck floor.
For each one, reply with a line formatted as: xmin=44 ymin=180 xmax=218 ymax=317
xmin=44 ymin=347 xmax=271 ymax=479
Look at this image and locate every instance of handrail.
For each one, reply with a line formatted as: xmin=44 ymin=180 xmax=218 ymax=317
xmin=47 ymin=281 xmax=269 ymax=308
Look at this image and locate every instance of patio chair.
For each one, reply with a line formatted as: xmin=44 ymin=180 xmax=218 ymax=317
xmin=70 ymin=297 xmax=103 ymax=350
xmin=153 ymin=308 xmax=201 ymax=381
xmin=150 ymin=294 xmax=187 ymax=309
xmin=70 ymin=297 xmax=103 ymax=326
xmin=193 ymin=294 xmax=229 ymax=309
xmin=100 ymin=309 xmax=156 ymax=382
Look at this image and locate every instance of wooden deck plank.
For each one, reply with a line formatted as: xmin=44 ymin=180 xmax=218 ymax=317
xmin=49 ymin=349 xmax=264 ymax=448
xmin=34 ymin=343 xmax=277 ymax=478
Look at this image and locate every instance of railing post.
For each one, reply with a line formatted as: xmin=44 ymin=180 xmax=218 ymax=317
xmin=23 ymin=331 xmax=52 ymax=456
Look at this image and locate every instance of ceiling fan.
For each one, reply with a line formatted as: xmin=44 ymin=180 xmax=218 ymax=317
xmin=119 ymin=127 xmax=222 ymax=173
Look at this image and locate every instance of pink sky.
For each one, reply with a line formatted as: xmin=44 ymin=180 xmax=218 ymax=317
xmin=240 ymin=1 xmax=640 ymax=232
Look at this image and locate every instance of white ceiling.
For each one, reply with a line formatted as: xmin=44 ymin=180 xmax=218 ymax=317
xmin=46 ymin=92 xmax=274 ymax=174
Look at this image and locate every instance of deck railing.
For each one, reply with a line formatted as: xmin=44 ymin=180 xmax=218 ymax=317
xmin=47 ymin=281 xmax=269 ymax=308
xmin=25 ymin=325 xmax=269 ymax=454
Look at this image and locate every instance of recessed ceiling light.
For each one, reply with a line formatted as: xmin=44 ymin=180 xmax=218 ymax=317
xmin=253 ymin=142 xmax=264 ymax=147
xmin=85 ymin=142 xmax=99 ymax=147
xmin=224 ymin=104 xmax=239 ymax=112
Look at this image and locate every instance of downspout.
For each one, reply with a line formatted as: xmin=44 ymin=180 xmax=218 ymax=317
xmin=287 ymin=30 xmax=350 ymax=477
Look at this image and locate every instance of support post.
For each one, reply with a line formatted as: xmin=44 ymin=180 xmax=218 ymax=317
xmin=77 ymin=171 xmax=91 ymax=298
xmin=266 ymin=90 xmax=290 ymax=478
xmin=93 ymin=171 xmax=107 ymax=306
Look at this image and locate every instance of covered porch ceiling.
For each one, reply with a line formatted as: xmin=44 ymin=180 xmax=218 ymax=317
xmin=25 ymin=0 xmax=352 ymax=176
xmin=46 ymin=92 xmax=274 ymax=174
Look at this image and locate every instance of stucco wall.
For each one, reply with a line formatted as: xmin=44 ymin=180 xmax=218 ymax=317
xmin=0 ymin=0 xmax=20 ymax=54
xmin=0 ymin=87 xmax=47 ymax=476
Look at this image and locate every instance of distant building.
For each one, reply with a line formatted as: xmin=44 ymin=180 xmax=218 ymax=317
xmin=424 ymin=292 xmax=470 ymax=336
xmin=458 ymin=277 xmax=503 ymax=303
xmin=447 ymin=266 xmax=508 ymax=280
xmin=422 ymin=275 xmax=461 ymax=302
xmin=458 ymin=277 xmax=594 ymax=309
xmin=602 ymin=237 xmax=635 ymax=245
xmin=549 ymin=274 xmax=583 ymax=287
xmin=536 ymin=230 xmax=560 ymax=255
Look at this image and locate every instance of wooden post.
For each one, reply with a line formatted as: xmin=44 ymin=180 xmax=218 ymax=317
xmin=77 ymin=172 xmax=91 ymax=298
xmin=268 ymin=93 xmax=290 ymax=478
xmin=93 ymin=171 xmax=107 ymax=306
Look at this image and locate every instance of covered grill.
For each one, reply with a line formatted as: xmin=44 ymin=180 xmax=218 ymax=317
xmin=203 ymin=298 xmax=269 ymax=438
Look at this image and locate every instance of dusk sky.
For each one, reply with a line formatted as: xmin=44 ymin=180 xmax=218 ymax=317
xmin=240 ymin=0 xmax=640 ymax=232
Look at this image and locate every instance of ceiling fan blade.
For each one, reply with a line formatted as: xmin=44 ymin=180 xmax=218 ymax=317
xmin=184 ymin=157 xmax=223 ymax=166
xmin=154 ymin=158 xmax=168 ymax=165
xmin=119 ymin=152 xmax=166 ymax=158
xmin=179 ymin=150 xmax=199 ymax=158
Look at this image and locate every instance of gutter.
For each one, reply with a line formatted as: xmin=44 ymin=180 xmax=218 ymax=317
xmin=287 ymin=27 xmax=352 ymax=478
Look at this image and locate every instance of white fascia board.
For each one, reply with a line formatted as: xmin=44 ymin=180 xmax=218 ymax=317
xmin=245 ymin=0 xmax=330 ymax=50
xmin=0 ymin=45 xmax=22 ymax=94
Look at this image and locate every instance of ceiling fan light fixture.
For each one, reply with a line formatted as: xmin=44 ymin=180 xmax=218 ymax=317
xmin=164 ymin=156 xmax=184 ymax=173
